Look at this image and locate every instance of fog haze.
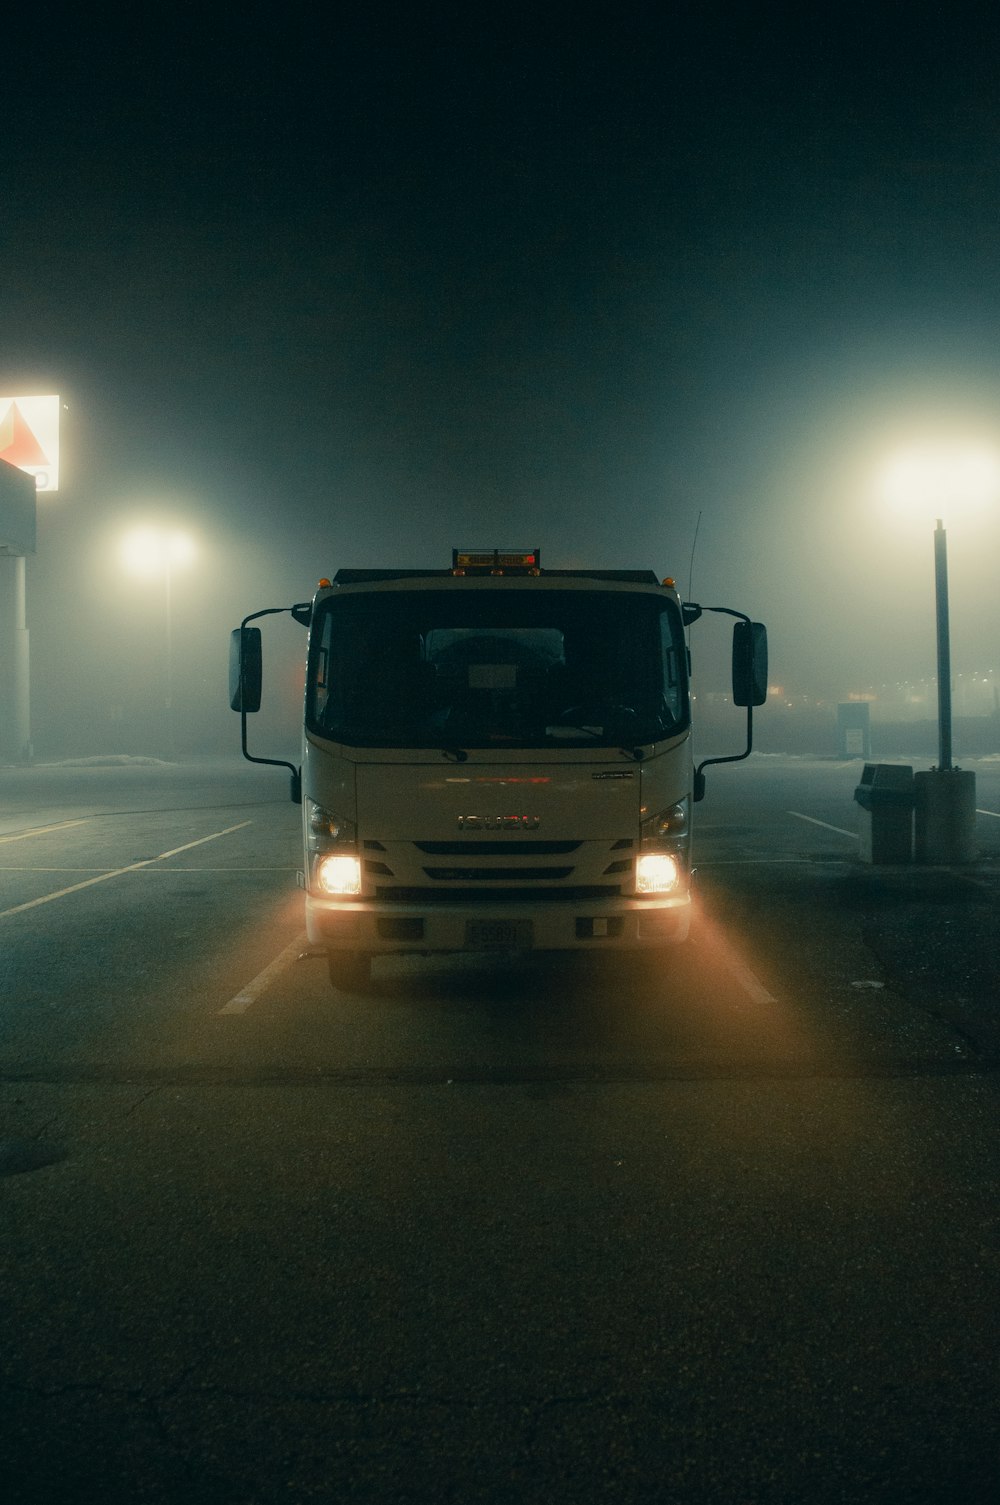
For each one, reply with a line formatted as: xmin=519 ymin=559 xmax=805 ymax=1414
xmin=4 ymin=8 xmax=1000 ymax=759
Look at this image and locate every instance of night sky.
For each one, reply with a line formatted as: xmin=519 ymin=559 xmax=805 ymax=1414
xmin=4 ymin=4 xmax=1000 ymax=753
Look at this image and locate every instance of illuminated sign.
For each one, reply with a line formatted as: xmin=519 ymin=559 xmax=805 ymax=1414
xmin=0 ymin=395 xmax=60 ymax=492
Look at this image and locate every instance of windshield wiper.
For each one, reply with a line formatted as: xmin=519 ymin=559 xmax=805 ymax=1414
xmin=545 ymin=722 xmax=604 ymax=740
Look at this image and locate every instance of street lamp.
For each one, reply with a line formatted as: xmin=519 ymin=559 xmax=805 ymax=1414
xmin=878 ymin=442 xmax=1000 ymax=860
xmin=120 ymin=526 xmax=197 ymax=758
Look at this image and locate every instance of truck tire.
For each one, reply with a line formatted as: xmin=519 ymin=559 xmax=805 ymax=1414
xmin=327 ymin=950 xmax=373 ymax=994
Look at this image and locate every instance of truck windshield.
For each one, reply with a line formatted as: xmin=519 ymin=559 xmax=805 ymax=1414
xmin=306 ymin=589 xmax=689 ymax=749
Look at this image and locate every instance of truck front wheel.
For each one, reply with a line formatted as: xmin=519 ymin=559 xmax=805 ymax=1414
xmin=327 ymin=950 xmax=373 ymax=994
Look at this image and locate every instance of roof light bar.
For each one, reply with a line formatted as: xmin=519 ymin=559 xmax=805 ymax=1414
xmin=451 ymin=549 xmax=541 ymax=575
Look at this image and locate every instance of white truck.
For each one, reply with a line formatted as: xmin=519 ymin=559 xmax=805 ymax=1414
xmin=230 ymin=549 xmax=767 ymax=990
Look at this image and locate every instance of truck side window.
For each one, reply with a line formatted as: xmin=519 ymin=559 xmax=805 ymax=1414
xmin=660 ymin=611 xmax=683 ymax=724
xmin=314 ymin=611 xmax=333 ymax=718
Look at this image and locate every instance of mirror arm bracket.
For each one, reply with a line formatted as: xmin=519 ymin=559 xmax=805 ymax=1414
xmin=237 ymin=604 xmax=310 ymax=802
xmin=688 ymin=606 xmax=755 ymax=802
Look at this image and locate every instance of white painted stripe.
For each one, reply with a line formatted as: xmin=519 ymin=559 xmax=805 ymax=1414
xmin=709 ymin=930 xmax=777 ymax=1005
xmin=218 ymin=933 xmax=309 ymax=1014
xmin=0 ymin=819 xmax=88 ymax=844
xmin=976 ymin=808 xmax=1000 ymax=819
xmin=0 ymin=865 xmax=295 ymax=874
xmin=0 ymin=822 xmax=252 ymax=919
xmin=698 ymin=858 xmax=806 ymax=866
xmin=788 ymin=810 xmax=857 ymax=839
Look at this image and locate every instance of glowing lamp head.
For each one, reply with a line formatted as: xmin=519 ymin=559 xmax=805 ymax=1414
xmin=121 ymin=527 xmax=197 ymax=577
xmin=878 ymin=443 xmax=1000 ymax=523
xmin=315 ymin=853 xmax=362 ymax=896
xmin=635 ymin=852 xmax=682 ymax=895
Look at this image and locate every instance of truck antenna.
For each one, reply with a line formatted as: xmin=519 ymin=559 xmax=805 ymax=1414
xmin=687 ymin=509 xmax=702 ymax=601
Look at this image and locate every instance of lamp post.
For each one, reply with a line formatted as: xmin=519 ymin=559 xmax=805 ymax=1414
xmin=120 ymin=527 xmax=196 ymax=759
xmin=933 ymin=518 xmax=952 ymax=772
xmin=879 ymin=443 xmax=999 ymax=862
xmin=919 ymin=508 xmax=977 ymax=862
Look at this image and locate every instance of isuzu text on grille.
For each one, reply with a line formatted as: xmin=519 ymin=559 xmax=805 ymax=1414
xmin=457 ymin=815 xmax=540 ymax=830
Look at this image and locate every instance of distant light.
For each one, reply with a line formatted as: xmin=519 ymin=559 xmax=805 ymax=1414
xmin=878 ymin=442 xmax=1000 ymax=521
xmin=121 ymin=527 xmax=197 ymax=577
xmin=165 ymin=532 xmax=196 ymax=567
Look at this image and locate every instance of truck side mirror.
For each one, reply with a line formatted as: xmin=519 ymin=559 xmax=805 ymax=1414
xmin=732 ymin=621 xmax=768 ymax=707
xmin=229 ymin=626 xmax=263 ymax=713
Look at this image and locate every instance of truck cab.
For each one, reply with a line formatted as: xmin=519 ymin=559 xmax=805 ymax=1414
xmin=230 ymin=550 xmax=767 ymax=990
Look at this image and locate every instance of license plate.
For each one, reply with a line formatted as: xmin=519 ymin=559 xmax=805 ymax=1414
xmin=465 ymin=920 xmax=532 ymax=950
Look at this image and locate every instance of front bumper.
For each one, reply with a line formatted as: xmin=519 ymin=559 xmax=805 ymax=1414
xmin=305 ymin=891 xmax=691 ymax=953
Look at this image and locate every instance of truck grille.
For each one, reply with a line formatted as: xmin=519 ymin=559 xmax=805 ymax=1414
xmin=423 ymin=866 xmax=574 ymax=881
xmin=375 ymin=885 xmax=622 ymax=904
xmin=414 ymin=840 xmax=581 ymax=856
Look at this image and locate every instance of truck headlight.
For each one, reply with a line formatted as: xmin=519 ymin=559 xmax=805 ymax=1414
xmin=635 ymin=852 xmax=683 ymax=894
xmin=307 ymin=801 xmax=361 ymax=894
xmin=315 ymin=852 xmax=363 ymax=896
xmin=637 ymin=799 xmax=689 ymax=893
xmin=641 ymin=799 xmax=689 ymax=842
xmin=307 ymin=799 xmax=356 ymax=848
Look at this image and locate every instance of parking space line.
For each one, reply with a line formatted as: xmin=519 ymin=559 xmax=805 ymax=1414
xmin=0 ymin=865 xmax=296 ymax=874
xmin=0 ymin=819 xmax=89 ymax=844
xmin=218 ymin=933 xmax=309 ymax=1014
xmin=0 ymin=822 xmax=252 ymax=919
xmin=698 ymin=858 xmax=806 ymax=866
xmin=788 ymin=810 xmax=857 ymax=839
xmin=976 ymin=808 xmax=1000 ymax=819
xmin=704 ymin=927 xmax=777 ymax=1005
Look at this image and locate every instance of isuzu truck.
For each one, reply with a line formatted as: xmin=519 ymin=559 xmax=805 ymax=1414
xmin=230 ymin=549 xmax=767 ymax=990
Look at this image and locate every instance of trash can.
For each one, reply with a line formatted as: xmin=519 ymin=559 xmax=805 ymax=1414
xmin=853 ymin=763 xmax=914 ymax=864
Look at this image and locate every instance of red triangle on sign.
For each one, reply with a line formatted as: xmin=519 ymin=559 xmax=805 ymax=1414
xmin=0 ymin=402 xmax=49 ymax=466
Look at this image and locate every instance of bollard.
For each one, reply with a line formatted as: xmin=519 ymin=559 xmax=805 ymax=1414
xmin=914 ymin=768 xmax=977 ymax=864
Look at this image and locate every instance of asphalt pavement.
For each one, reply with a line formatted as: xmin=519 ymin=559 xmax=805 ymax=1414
xmin=1 ymin=753 xmax=998 ymax=1503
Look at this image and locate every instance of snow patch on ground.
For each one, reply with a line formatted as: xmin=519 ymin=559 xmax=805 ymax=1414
xmin=34 ymin=755 xmax=176 ymax=768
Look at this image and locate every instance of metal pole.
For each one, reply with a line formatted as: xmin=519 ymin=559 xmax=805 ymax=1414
xmin=14 ymin=555 xmax=31 ymax=762
xmin=164 ymin=559 xmax=174 ymax=759
xmin=933 ymin=519 xmax=952 ymax=771
xmin=0 ymin=555 xmax=32 ymax=763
